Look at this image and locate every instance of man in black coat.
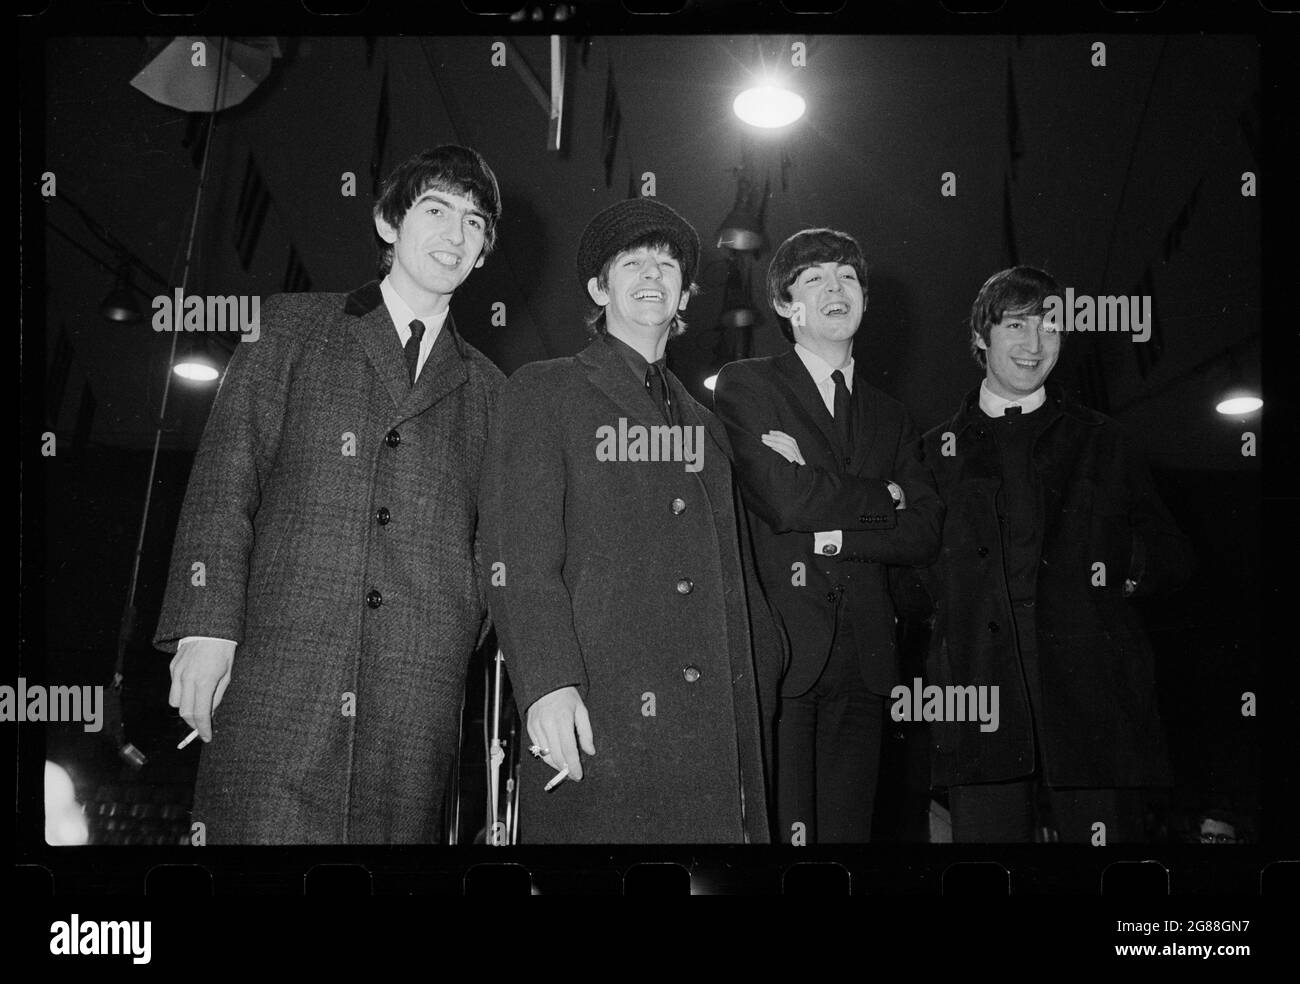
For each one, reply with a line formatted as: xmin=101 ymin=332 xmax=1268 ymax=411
xmin=480 ymin=197 xmax=785 ymax=843
xmin=896 ymin=266 xmax=1193 ymax=843
xmin=155 ymin=146 xmax=504 ymax=843
xmin=713 ymin=228 xmax=943 ymax=844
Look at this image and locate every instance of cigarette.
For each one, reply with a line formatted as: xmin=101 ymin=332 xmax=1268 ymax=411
xmin=177 ymin=729 xmax=199 ymax=750
xmin=544 ymin=766 xmax=570 ymax=791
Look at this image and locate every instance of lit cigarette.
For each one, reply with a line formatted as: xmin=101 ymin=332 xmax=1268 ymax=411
xmin=177 ymin=729 xmax=199 ymax=750
xmin=544 ymin=766 xmax=570 ymax=791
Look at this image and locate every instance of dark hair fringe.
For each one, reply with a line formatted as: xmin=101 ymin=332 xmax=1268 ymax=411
xmin=766 ymin=228 xmax=868 ymax=343
xmin=373 ymin=146 xmax=502 ymax=277
xmin=967 ymin=266 xmax=1062 ymax=367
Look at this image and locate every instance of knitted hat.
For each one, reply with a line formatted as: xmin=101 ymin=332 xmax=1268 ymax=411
xmin=576 ymin=197 xmax=700 ymax=293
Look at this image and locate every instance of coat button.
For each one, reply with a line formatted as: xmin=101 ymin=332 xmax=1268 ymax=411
xmin=987 ymin=620 xmax=998 ymax=633
xmin=367 ymin=589 xmax=383 ymax=609
xmin=683 ymin=666 xmax=701 ymax=683
xmin=676 ymin=579 xmax=694 ymax=595
xmin=843 ymin=455 xmax=851 ymax=466
xmin=670 ymin=497 xmax=686 ymax=515
xmin=385 ymin=429 xmax=401 ymax=448
xmin=826 ymin=591 xmax=837 ymax=602
xmin=977 ymin=546 xmax=988 ymax=557
xmin=376 ymin=506 xmax=391 ymax=526
xmin=822 ymin=543 xmax=838 ymax=555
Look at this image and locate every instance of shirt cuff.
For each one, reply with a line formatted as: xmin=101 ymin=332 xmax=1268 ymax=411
xmin=813 ymin=530 xmax=844 ymax=557
xmin=178 ymin=636 xmax=238 ymax=648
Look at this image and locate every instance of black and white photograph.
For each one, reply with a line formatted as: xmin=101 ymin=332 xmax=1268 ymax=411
xmin=19 ymin=9 xmax=1286 ymax=921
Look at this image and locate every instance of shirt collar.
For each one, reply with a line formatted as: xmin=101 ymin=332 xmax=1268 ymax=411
xmin=979 ymin=378 xmax=1046 ymax=417
xmin=794 ymin=343 xmax=854 ymax=391
xmin=380 ymin=276 xmax=449 ymax=338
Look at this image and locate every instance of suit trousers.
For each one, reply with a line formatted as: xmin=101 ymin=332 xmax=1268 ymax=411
xmin=775 ymin=617 xmax=886 ymax=844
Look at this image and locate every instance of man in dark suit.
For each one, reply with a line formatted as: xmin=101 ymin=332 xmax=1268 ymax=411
xmin=480 ymin=197 xmax=785 ymax=843
xmin=713 ymin=228 xmax=942 ymax=844
xmin=154 ymin=146 xmax=505 ymax=844
xmin=895 ymin=266 xmax=1192 ymax=842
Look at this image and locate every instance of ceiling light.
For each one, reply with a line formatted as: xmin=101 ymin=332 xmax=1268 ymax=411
xmin=733 ymin=85 xmax=805 ymax=129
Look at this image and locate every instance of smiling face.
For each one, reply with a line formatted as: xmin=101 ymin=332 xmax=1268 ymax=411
xmin=977 ymin=308 xmax=1062 ymax=400
xmin=587 ymin=243 xmax=689 ymax=343
xmin=777 ymin=261 xmax=865 ymax=349
xmin=374 ymin=189 xmax=487 ymax=313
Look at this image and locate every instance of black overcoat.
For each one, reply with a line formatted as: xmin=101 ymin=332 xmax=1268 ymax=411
xmin=898 ymin=385 xmax=1192 ymax=788
xmin=479 ymin=337 xmax=786 ymax=844
xmin=154 ymin=282 xmax=503 ymax=843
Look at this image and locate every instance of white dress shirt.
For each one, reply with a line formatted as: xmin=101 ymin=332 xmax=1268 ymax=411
xmin=793 ymin=343 xmax=854 ymax=557
xmin=978 ymin=378 xmax=1046 ymax=418
xmin=381 ymin=276 xmax=447 ymax=383
xmin=179 ymin=278 xmax=450 ymax=654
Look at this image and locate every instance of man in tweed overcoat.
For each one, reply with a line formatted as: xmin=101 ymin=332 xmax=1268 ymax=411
xmin=154 ymin=146 xmax=505 ymax=844
xmin=480 ymin=198 xmax=786 ymax=843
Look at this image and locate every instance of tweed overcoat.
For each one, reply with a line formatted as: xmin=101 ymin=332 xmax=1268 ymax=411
xmin=479 ymin=337 xmax=786 ymax=844
xmin=894 ymin=385 xmax=1193 ymax=789
xmin=154 ymin=282 xmax=503 ymax=844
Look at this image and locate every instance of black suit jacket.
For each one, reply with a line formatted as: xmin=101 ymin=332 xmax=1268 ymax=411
xmin=714 ymin=351 xmax=943 ymax=696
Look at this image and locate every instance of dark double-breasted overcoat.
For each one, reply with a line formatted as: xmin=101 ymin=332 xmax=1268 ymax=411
xmin=154 ymin=281 xmax=503 ymax=844
xmin=479 ymin=337 xmax=786 ymax=844
xmin=895 ymin=385 xmax=1193 ymax=789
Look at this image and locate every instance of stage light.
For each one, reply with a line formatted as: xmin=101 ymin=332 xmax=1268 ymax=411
xmin=174 ymin=360 xmax=220 ymax=382
xmin=101 ymin=262 xmax=143 ymax=323
xmin=1215 ymin=395 xmax=1262 ymax=415
xmin=45 ymin=761 xmax=89 ymax=846
xmin=733 ymin=84 xmax=805 ymax=129
xmin=704 ymin=374 xmax=718 ymax=391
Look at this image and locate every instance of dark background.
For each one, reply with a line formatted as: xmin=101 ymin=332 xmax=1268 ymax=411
xmin=37 ymin=33 xmax=1261 ymax=843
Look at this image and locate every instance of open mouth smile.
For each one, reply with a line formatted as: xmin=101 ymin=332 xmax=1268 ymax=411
xmin=632 ymin=289 xmax=665 ymax=302
xmin=430 ymin=251 xmax=461 ymax=268
xmin=821 ymin=302 xmax=850 ymax=316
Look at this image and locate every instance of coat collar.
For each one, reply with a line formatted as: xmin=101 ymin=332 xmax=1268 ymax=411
xmin=576 ymin=335 xmax=732 ymax=458
xmin=943 ymin=380 xmax=1105 ymax=438
xmin=343 ymin=280 xmax=469 ymax=413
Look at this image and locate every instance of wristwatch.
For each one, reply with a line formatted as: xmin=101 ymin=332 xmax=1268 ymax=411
xmin=886 ymin=481 xmax=904 ymax=509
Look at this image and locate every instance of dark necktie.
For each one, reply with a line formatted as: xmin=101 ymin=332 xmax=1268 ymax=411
xmin=646 ymin=362 xmax=674 ymax=426
xmin=1004 ymin=404 xmax=1023 ymax=417
xmin=405 ymin=319 xmax=425 ymax=386
xmin=831 ymin=369 xmax=852 ymax=457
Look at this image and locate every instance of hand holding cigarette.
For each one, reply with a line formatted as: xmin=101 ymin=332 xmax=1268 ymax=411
xmin=527 ymin=685 xmax=595 ymax=790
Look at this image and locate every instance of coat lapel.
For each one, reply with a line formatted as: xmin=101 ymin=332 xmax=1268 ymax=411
xmin=847 ymin=365 xmax=881 ymax=476
xmin=577 ymin=336 xmax=661 ymax=425
xmin=773 ymin=350 xmax=839 ymax=462
xmin=407 ymin=312 xmax=469 ymax=415
xmin=344 ymin=281 xmax=469 ymax=416
xmin=346 ymin=281 xmax=413 ymax=412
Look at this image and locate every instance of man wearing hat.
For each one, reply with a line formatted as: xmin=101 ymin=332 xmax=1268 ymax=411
xmin=480 ymin=197 xmax=786 ymax=843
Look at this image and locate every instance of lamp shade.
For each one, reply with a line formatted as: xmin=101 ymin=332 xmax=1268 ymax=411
xmin=131 ymin=36 xmax=280 ymax=113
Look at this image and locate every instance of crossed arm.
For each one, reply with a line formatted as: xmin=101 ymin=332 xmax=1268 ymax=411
xmin=713 ymin=362 xmax=942 ymax=566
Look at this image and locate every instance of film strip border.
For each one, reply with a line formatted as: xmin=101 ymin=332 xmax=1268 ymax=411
xmin=13 ymin=0 xmax=1300 ymax=31
xmin=11 ymin=850 xmax=1299 ymax=895
xmin=15 ymin=0 xmax=1299 ymax=917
